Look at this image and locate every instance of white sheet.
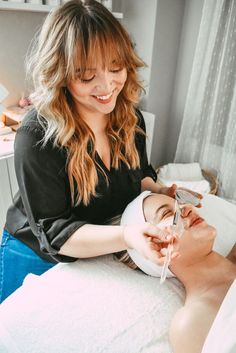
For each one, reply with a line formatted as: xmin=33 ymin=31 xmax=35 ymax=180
xmin=0 ymin=256 xmax=184 ymax=353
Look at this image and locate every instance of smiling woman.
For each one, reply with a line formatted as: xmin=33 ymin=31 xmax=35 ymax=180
xmin=67 ymin=59 xmax=128 ymax=172
xmin=67 ymin=60 xmax=127 ymax=122
xmin=0 ymin=0 xmax=181 ymax=303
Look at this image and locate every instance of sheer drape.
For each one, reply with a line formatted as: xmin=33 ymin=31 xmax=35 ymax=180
xmin=175 ymin=0 xmax=236 ymax=203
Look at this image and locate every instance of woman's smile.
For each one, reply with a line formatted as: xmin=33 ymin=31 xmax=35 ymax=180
xmin=92 ymin=89 xmax=115 ymax=104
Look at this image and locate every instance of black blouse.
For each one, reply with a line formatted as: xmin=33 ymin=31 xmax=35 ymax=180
xmin=5 ymin=108 xmax=157 ymax=263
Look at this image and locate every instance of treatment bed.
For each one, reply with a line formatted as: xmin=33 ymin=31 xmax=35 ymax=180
xmin=0 ymin=194 xmax=235 ymax=353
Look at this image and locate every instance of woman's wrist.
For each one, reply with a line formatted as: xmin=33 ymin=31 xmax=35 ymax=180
xmin=122 ymin=225 xmax=130 ymax=249
xmin=153 ymin=181 xmax=164 ymax=193
xmin=122 ymin=224 xmax=136 ymax=250
xmin=141 ymin=177 xmax=162 ymax=193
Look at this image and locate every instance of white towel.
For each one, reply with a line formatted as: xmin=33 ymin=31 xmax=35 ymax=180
xmin=121 ymin=191 xmax=175 ymax=278
xmin=158 ymin=163 xmax=203 ymax=181
xmin=159 ymin=179 xmax=211 ymax=194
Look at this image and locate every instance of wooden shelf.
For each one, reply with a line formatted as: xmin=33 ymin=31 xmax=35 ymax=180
xmin=0 ymin=1 xmax=123 ymax=17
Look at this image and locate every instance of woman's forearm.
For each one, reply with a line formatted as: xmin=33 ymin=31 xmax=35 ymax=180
xmin=141 ymin=176 xmax=163 ymax=193
xmin=58 ymin=224 xmax=127 ymax=258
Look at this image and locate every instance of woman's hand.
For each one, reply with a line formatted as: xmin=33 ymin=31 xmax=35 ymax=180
xmin=159 ymin=184 xmax=203 ymax=208
xmin=123 ymin=223 xmax=179 ymax=266
xmin=159 ymin=184 xmax=177 ymax=198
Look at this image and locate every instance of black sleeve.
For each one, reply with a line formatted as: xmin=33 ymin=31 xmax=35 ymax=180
xmin=14 ymin=125 xmax=86 ymax=259
xmin=135 ymin=109 xmax=157 ymax=182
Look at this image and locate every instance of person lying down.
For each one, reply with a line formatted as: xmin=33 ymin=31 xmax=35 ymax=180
xmin=120 ymin=191 xmax=236 ymax=353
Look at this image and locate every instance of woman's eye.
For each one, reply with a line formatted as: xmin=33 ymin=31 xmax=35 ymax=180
xmin=110 ymin=68 xmax=122 ymax=73
xmin=79 ymin=76 xmax=95 ymax=83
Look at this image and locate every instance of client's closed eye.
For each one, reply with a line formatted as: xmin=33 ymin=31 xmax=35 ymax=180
xmin=150 ymin=202 xmax=176 ymax=225
xmin=162 ymin=210 xmax=173 ymax=219
xmin=154 ymin=207 xmax=174 ymax=224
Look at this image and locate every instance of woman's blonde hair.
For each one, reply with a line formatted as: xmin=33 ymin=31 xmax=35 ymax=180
xmin=27 ymin=0 xmax=145 ymax=206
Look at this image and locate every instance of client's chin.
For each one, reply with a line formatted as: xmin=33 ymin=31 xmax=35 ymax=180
xmin=192 ymin=222 xmax=217 ymax=241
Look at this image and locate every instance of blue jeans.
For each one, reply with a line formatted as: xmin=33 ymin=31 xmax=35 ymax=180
xmin=0 ymin=229 xmax=55 ymax=303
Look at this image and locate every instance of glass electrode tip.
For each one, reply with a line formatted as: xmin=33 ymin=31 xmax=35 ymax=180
xmin=175 ymin=189 xmax=200 ymax=206
xmin=160 ymin=200 xmax=182 ymax=284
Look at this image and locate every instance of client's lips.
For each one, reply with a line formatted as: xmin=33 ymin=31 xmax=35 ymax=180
xmin=190 ymin=216 xmax=204 ymax=227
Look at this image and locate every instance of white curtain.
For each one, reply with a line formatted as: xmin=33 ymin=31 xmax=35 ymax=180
xmin=175 ymin=0 xmax=236 ymax=203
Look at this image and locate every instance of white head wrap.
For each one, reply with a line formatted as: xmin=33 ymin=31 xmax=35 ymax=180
xmin=121 ymin=191 xmax=175 ymax=278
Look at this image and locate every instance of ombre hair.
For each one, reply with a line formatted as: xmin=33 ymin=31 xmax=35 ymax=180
xmin=27 ymin=0 xmax=145 ymax=206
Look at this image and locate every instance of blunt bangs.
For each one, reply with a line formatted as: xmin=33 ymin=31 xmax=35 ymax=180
xmin=65 ymin=13 xmax=137 ymax=81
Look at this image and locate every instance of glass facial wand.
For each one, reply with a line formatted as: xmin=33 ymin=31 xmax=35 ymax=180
xmin=160 ymin=200 xmax=181 ymax=284
xmin=160 ymin=189 xmax=200 ymax=284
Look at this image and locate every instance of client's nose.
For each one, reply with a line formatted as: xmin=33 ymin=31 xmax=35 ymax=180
xmin=180 ymin=205 xmax=193 ymax=218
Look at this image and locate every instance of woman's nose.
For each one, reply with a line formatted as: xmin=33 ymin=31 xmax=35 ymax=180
xmin=96 ymin=71 xmax=113 ymax=91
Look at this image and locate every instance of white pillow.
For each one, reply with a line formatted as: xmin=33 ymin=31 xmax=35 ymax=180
xmin=198 ymin=194 xmax=236 ymax=256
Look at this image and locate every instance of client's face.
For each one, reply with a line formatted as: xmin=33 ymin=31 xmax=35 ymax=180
xmin=143 ymin=194 xmax=216 ymax=264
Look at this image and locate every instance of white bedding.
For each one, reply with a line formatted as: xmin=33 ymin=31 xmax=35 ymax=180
xmin=198 ymin=194 xmax=236 ymax=257
xmin=0 ymin=257 xmax=184 ymax=353
xmin=0 ymin=193 xmax=235 ymax=353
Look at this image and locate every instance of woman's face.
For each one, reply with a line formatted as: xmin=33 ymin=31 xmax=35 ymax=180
xmin=67 ymin=57 xmax=127 ymax=118
xmin=143 ymin=194 xmax=216 ymax=263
